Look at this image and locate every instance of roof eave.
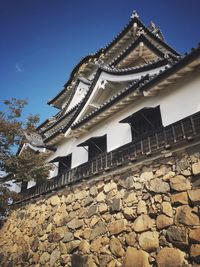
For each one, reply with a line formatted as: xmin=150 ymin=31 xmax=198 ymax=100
xmin=71 ymin=45 xmax=200 ymax=133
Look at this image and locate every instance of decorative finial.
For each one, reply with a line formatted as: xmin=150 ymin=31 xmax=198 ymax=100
xmin=131 ymin=10 xmax=139 ymax=19
xmin=148 ymin=20 xmax=164 ymax=40
xmin=150 ymin=21 xmax=156 ymax=30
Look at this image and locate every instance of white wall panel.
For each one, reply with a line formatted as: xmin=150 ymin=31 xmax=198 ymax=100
xmin=46 ymin=69 xmax=200 ymax=176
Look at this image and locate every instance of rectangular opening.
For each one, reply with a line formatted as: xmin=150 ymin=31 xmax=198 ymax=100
xmin=120 ymin=106 xmax=163 ymax=141
xmin=88 ymin=135 xmax=107 ymax=160
xmin=58 ymin=155 xmax=72 ymax=175
xmin=78 ymin=135 xmax=107 ymax=161
xmin=50 ymin=154 xmax=72 ymax=176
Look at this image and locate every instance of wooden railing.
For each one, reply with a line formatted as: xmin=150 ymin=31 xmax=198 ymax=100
xmin=18 ymin=111 xmax=200 ymax=203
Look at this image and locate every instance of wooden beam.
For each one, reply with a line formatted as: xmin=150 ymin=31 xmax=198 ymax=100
xmin=133 ymin=22 xmax=137 ymax=38
xmin=133 ymin=91 xmax=142 ymax=97
xmin=143 ymin=90 xmax=157 ymax=96
xmin=139 ymin=42 xmax=144 ymax=57
xmin=80 ymin=127 xmax=88 ymax=133
xmin=89 ymin=103 xmax=99 ymax=109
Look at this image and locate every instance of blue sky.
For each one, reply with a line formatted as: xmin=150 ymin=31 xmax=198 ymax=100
xmin=0 ymin=0 xmax=200 ymax=124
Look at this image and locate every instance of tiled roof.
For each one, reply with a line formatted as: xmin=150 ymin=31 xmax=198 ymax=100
xmin=47 ymin=12 xmax=180 ymax=108
xmin=99 ymin=58 xmax=170 ymax=75
xmin=71 ymin=44 xmax=200 ymax=130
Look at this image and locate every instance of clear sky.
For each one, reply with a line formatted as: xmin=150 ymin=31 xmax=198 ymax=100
xmin=0 ymin=0 xmax=200 ymax=124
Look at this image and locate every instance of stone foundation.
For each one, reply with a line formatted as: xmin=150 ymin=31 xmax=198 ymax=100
xmin=0 ymin=150 xmax=200 ymax=266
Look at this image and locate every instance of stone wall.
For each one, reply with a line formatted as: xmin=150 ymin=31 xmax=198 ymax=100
xmin=0 ymin=150 xmax=200 ymax=267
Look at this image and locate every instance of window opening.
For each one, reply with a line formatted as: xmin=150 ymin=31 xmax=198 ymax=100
xmin=120 ymin=106 xmax=163 ymax=141
xmin=50 ymin=154 xmax=72 ymax=175
xmin=78 ymin=135 xmax=107 ymax=160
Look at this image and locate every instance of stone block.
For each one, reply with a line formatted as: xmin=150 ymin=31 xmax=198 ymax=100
xmin=123 ymin=207 xmax=137 ymax=220
xmin=156 ymin=247 xmax=185 ymax=267
xmin=62 ymin=232 xmax=74 ymax=243
xmin=171 ymin=192 xmax=188 ymax=205
xmin=87 ymin=204 xmax=98 ymax=218
xmin=146 ymin=178 xmax=170 ymax=193
xmin=192 ymin=161 xmax=200 ymax=175
xmin=137 ymin=200 xmax=147 ymax=215
xmin=163 ymin=171 xmax=175 ymax=181
xmin=79 ymin=240 xmax=90 ymax=254
xmin=75 ymin=190 xmax=88 ymax=200
xmin=188 ymin=189 xmax=200 ymax=204
xmin=125 ymin=232 xmax=136 ymax=246
xmin=140 ymin=171 xmax=154 ymax=182
xmin=99 ymin=254 xmax=113 ymax=267
xmin=71 ymin=254 xmax=88 ymax=267
xmin=50 ymin=249 xmax=60 ymax=267
xmin=175 ymin=205 xmax=200 ymax=226
xmin=49 ymin=195 xmax=60 ymax=206
xmin=104 ymin=182 xmax=117 ymax=193
xmin=62 ymin=240 xmax=80 ymax=254
xmin=166 ymin=225 xmax=188 ymax=248
xmin=109 ymin=219 xmax=126 ymax=235
xmin=98 ymin=203 xmax=108 ymax=214
xmin=96 ymin=192 xmax=106 ymax=202
xmin=189 ymin=228 xmax=200 ymax=243
xmin=90 ymin=221 xmax=107 ymax=240
xmin=190 ymin=244 xmax=200 ymax=263
xmin=119 ymin=176 xmax=134 ymax=189
xmin=40 ymin=252 xmax=50 ymax=265
xmin=110 ymin=198 xmax=121 ymax=212
xmin=84 ymin=196 xmax=93 ymax=207
xmin=110 ymin=238 xmax=124 ymax=257
xmin=124 ymin=192 xmax=138 ymax=204
xmin=123 ymin=247 xmax=150 ymax=267
xmin=67 ymin=219 xmax=83 ymax=230
xmin=162 ymin=201 xmax=173 ymax=217
xmin=156 ymin=214 xmax=173 ymax=229
xmin=90 ymin=186 xmax=98 ymax=197
xmin=139 ymin=231 xmax=159 ymax=252
xmin=132 ymin=214 xmax=154 ymax=232
xmin=170 ymin=175 xmax=191 ymax=191
xmin=155 ymin=165 xmax=171 ymax=177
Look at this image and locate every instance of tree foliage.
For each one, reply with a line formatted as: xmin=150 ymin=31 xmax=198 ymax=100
xmin=5 ymin=151 xmax=50 ymax=183
xmin=0 ymin=98 xmax=51 ymax=182
xmin=0 ymin=98 xmax=51 ymax=222
xmin=0 ymin=98 xmax=27 ymax=162
xmin=0 ymin=185 xmax=21 ymax=227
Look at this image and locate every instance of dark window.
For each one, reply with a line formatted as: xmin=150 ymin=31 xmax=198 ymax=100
xmin=120 ymin=106 xmax=163 ymax=141
xmin=21 ymin=181 xmax=28 ymax=192
xmin=88 ymin=136 xmax=107 ymax=160
xmin=78 ymin=135 xmax=107 ymax=161
xmin=58 ymin=155 xmax=72 ymax=175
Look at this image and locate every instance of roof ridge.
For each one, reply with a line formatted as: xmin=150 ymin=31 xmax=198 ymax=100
xmin=99 ymin=58 xmax=169 ymax=74
xmin=71 ymin=43 xmax=200 ymax=130
xmin=109 ymin=34 xmax=167 ymax=66
xmin=47 ymin=13 xmax=180 ymax=108
xmin=41 ymin=103 xmax=81 ymax=134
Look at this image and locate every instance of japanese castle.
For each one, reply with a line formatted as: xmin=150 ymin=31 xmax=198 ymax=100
xmin=21 ymin=11 xmax=200 ymax=198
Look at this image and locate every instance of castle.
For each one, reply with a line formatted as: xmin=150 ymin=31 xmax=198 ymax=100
xmin=20 ymin=11 xmax=200 ymax=199
xmin=1 ymin=11 xmax=200 ymax=267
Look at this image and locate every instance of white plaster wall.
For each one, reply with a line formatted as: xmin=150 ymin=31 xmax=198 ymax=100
xmin=159 ymin=70 xmax=200 ymax=126
xmin=66 ymin=82 xmax=89 ymax=112
xmin=73 ymin=66 xmax=167 ymax=125
xmin=27 ymin=180 xmax=36 ymax=189
xmin=48 ymin=137 xmax=88 ymax=170
xmin=48 ymin=106 xmax=140 ymax=169
xmin=47 ymin=68 xmax=200 ymax=175
xmin=4 ymin=180 xmax=21 ymax=193
xmin=48 ymin=162 xmax=58 ymax=178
